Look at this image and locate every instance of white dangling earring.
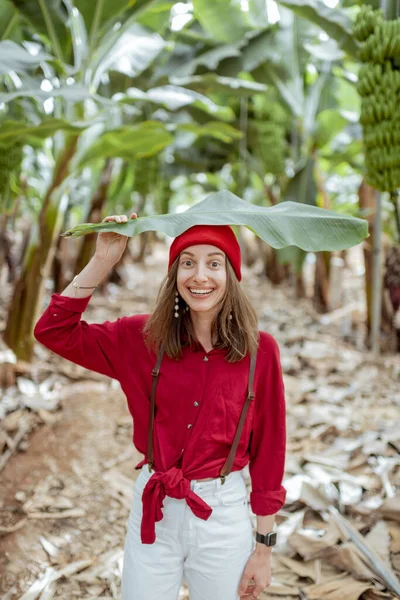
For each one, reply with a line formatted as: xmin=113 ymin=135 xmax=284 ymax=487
xmin=229 ymin=312 xmax=233 ymax=320
xmin=174 ymin=291 xmax=179 ymax=318
xmin=185 ymin=305 xmax=189 ymax=312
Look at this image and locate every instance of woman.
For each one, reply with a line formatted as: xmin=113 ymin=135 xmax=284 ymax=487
xmin=34 ymin=212 xmax=287 ymax=600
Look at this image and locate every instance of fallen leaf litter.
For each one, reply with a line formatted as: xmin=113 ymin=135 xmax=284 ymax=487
xmin=0 ymin=240 xmax=399 ymax=599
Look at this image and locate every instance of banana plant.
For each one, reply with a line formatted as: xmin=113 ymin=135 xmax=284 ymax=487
xmin=1 ymin=0 xmax=179 ymax=361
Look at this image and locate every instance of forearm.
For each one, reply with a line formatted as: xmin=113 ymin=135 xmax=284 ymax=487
xmin=254 ymin=514 xmax=276 ymax=556
xmin=61 ymin=255 xmax=113 ymax=298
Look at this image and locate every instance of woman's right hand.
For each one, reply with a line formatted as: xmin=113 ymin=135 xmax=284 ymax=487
xmin=94 ymin=213 xmax=138 ymax=265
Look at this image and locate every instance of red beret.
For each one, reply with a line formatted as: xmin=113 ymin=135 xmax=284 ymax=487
xmin=168 ymin=224 xmax=242 ymax=281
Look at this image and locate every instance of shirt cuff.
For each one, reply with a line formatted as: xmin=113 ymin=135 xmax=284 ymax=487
xmin=250 ymin=486 xmax=287 ymax=515
xmin=49 ymin=292 xmax=92 ymax=313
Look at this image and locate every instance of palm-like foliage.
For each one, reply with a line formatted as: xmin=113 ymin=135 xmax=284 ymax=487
xmin=0 ymin=0 xmax=375 ymax=360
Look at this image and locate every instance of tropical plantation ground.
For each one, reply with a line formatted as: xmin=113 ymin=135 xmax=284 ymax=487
xmin=0 ymin=237 xmax=399 ymax=600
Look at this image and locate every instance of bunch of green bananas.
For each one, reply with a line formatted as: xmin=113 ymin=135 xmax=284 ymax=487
xmin=0 ymin=142 xmax=23 ymax=196
xmin=364 ymin=122 xmax=400 ymax=147
xmin=356 ymin=62 xmax=400 ymax=96
xmin=354 ymin=5 xmax=383 ymax=42
xmin=133 ymin=155 xmax=158 ymax=197
xmin=253 ymin=121 xmax=286 ymax=176
xmin=250 ymin=93 xmax=287 ymax=176
xmin=359 ymin=20 xmax=400 ymax=62
xmin=354 ymin=7 xmax=400 ymax=192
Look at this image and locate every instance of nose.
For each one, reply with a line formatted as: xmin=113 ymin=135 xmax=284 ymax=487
xmin=193 ymin=263 xmax=208 ymax=282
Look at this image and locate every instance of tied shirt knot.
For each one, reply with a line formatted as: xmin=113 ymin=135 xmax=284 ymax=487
xmin=141 ymin=465 xmax=213 ymax=544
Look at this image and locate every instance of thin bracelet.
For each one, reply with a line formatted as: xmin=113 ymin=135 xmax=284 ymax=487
xmin=72 ymin=275 xmax=98 ymax=297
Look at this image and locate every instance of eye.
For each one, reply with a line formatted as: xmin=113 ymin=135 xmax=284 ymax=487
xmin=211 ymin=261 xmax=220 ymax=267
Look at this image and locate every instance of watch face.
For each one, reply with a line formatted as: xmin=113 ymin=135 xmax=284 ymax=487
xmin=256 ymin=531 xmax=277 ymax=546
xmin=268 ymin=532 xmax=277 ymax=546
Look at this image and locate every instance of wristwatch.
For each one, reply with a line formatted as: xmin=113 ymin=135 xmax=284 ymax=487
xmin=255 ymin=531 xmax=277 ymax=546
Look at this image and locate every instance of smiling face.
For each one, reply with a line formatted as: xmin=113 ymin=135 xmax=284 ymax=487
xmin=176 ymin=244 xmax=227 ymax=316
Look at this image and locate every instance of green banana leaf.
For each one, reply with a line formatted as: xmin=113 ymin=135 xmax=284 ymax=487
xmin=275 ymin=0 xmax=359 ymax=58
xmin=120 ymin=85 xmax=235 ymax=121
xmin=90 ymin=23 xmax=166 ymax=90
xmin=170 ymin=74 xmax=267 ymax=96
xmin=192 ymin=0 xmax=250 ymax=43
xmin=176 ymin=122 xmax=243 ymax=143
xmin=63 ymin=190 xmax=368 ymax=252
xmin=0 ymin=1 xmax=20 ymax=41
xmin=0 ymin=118 xmax=92 ymax=146
xmin=0 ymin=40 xmax=53 ymax=74
xmin=77 ymin=121 xmax=174 ymax=166
xmin=0 ymin=83 xmax=99 ymax=104
xmin=9 ymin=0 xmax=70 ymax=61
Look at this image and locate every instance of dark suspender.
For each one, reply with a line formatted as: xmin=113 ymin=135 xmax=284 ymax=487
xmin=146 ymin=343 xmax=257 ymax=485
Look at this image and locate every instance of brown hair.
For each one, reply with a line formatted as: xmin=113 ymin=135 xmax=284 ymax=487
xmin=142 ymin=254 xmax=259 ymax=362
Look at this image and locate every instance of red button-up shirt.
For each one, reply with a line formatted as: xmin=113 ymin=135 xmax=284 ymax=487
xmin=34 ymin=293 xmax=287 ymax=543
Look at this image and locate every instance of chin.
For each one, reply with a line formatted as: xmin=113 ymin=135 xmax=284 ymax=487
xmin=190 ymin=302 xmax=220 ymax=313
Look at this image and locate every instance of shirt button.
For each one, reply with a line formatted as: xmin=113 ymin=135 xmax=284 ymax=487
xmin=187 ymin=423 xmax=192 ymax=429
xmin=194 ymin=401 xmax=199 ymax=407
xmin=203 ymin=356 xmax=209 ymax=362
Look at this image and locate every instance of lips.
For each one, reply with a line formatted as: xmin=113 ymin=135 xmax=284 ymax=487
xmin=187 ymin=288 xmax=215 ymax=297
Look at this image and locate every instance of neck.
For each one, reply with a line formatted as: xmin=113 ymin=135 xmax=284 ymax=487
xmin=190 ymin=310 xmax=215 ymax=348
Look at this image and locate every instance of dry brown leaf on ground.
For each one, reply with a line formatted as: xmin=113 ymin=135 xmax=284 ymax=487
xmin=329 ymin=507 xmax=400 ymax=596
xmin=275 ymin=509 xmax=306 ymax=555
xmin=300 ymin=573 xmax=375 ymax=600
xmin=275 ymin=555 xmax=319 ymax=582
xmin=365 ymin=521 xmax=392 ymax=566
xmin=379 ymin=495 xmax=400 ymax=523
xmin=102 ymin=469 xmax=134 ymax=510
xmin=0 ymin=518 xmax=27 ymax=533
xmin=37 ymin=580 xmax=57 ymax=600
xmin=386 ymin=521 xmax=400 ymax=553
xmin=391 ymin=553 xmax=400 ymax=576
xmin=324 ymin=542 xmax=377 ymax=580
xmin=27 ymin=509 xmax=86 ymax=519
xmin=288 ymin=520 xmax=342 ymax=560
xmin=264 ymin=580 xmax=300 ymax=596
xmin=270 ymin=554 xmax=301 ymax=583
xmin=285 ymin=476 xmax=336 ymax=512
xmin=361 ymin=590 xmax=396 ymax=599
xmin=18 ymin=567 xmax=56 ymax=600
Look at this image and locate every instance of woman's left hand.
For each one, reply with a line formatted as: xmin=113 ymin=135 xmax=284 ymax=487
xmin=238 ymin=550 xmax=271 ymax=598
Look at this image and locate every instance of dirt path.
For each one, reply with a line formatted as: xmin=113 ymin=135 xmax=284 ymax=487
xmin=0 ymin=382 xmax=137 ymax=592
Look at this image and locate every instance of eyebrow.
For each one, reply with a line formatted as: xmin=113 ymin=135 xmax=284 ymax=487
xmin=180 ymin=251 xmax=225 ymax=258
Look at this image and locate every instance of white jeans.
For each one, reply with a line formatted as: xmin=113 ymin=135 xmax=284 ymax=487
xmin=121 ymin=464 xmax=255 ymax=600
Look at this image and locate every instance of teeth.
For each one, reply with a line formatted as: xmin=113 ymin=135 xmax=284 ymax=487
xmin=189 ymin=289 xmax=213 ymax=295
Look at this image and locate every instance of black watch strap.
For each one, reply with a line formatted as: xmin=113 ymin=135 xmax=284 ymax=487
xmin=255 ymin=531 xmax=277 ymax=546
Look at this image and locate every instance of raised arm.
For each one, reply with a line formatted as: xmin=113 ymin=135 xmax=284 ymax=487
xmin=34 ymin=213 xmax=137 ymax=379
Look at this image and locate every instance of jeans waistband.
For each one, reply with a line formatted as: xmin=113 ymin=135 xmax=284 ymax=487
xmin=139 ymin=464 xmax=246 ymax=493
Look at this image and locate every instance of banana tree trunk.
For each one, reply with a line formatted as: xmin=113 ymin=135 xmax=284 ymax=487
xmin=73 ymin=159 xmax=114 ymax=278
xmin=0 ymin=214 xmax=13 ymax=280
xmin=358 ymin=179 xmax=393 ymax=348
xmin=313 ymin=162 xmax=332 ymax=312
xmin=263 ymin=183 xmax=291 ymax=285
xmin=264 ymin=246 xmax=289 ymax=284
xmin=359 ymin=180 xmax=375 ymax=333
xmin=132 ymin=194 xmax=150 ymax=264
xmin=4 ymin=138 xmax=78 ymax=361
xmin=313 ymin=251 xmax=331 ymax=313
